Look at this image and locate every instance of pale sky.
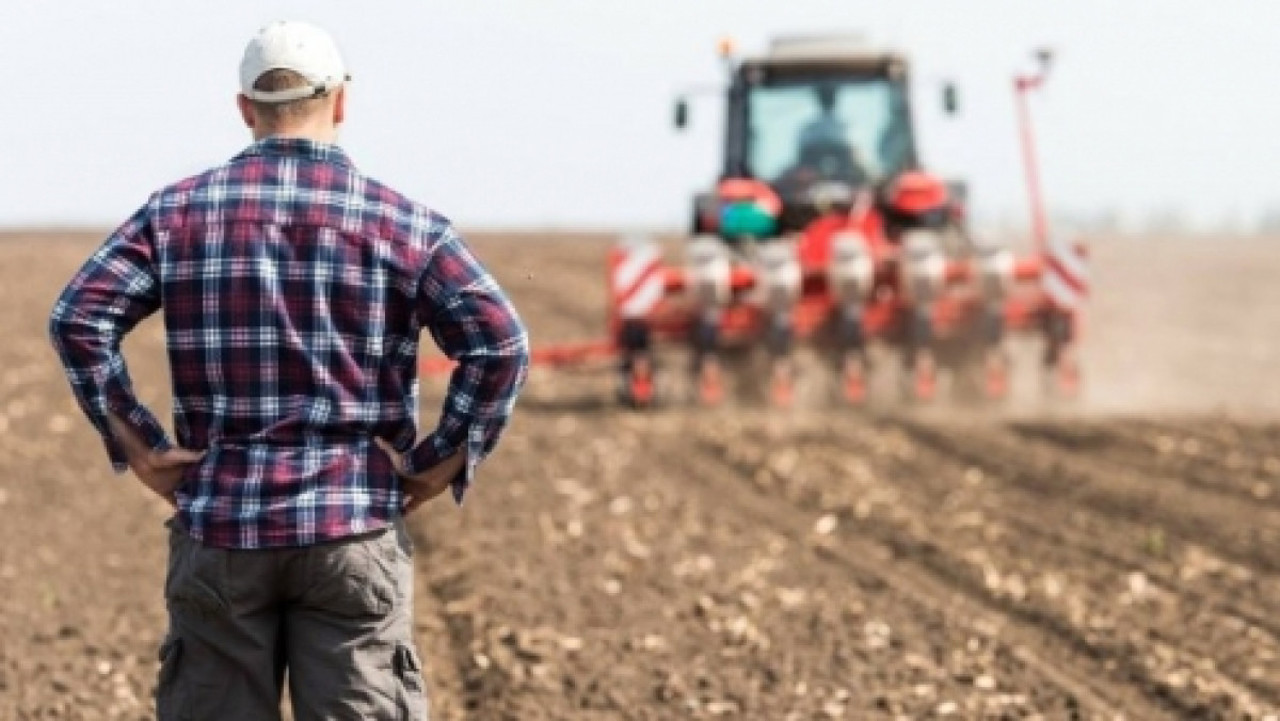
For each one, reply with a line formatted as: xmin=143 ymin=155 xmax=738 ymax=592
xmin=2 ymin=1 xmax=1276 ymax=231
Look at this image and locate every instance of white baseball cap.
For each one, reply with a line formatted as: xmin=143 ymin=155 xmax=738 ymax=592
xmin=240 ymin=21 xmax=349 ymax=103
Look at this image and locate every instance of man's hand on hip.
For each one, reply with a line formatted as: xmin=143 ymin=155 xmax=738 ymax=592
xmin=374 ymin=438 xmax=464 ymax=514
xmin=107 ymin=413 xmax=204 ymax=509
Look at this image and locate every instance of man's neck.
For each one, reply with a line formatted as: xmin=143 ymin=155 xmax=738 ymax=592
xmin=253 ymin=127 xmax=338 ymax=144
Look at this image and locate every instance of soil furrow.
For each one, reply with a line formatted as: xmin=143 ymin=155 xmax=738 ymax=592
xmin=1010 ymin=420 xmax=1280 ymax=508
xmin=695 ymin=419 xmax=1280 ymax=715
xmin=677 ymin=427 xmax=1177 ymax=719
xmin=889 ymin=417 xmax=1280 ymax=575
xmin=802 ymin=421 xmax=1280 ymax=646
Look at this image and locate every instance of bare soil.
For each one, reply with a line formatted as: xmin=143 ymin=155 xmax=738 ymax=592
xmin=2 ymin=231 xmax=1279 ymax=720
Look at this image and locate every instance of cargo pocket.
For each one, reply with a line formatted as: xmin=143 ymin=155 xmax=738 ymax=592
xmin=155 ymin=636 xmax=184 ymax=720
xmin=394 ymin=643 xmax=428 ymax=720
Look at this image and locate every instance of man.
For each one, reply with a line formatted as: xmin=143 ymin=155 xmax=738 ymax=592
xmin=48 ymin=20 xmax=528 ymax=720
xmin=775 ymin=83 xmax=865 ymax=193
xmin=798 ymin=83 xmax=848 ymax=149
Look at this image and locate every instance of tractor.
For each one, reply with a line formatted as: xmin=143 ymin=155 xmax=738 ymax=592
xmin=607 ymin=34 xmax=1086 ymax=407
xmin=420 ymin=36 xmax=1087 ymax=408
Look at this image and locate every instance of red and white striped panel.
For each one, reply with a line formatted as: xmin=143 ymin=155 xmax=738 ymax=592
xmin=1042 ymin=237 xmax=1089 ymax=310
xmin=611 ymin=241 xmax=666 ymax=319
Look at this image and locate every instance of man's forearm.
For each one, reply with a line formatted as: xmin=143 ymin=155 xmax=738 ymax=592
xmin=404 ymin=348 xmax=527 ymax=503
xmin=50 ymin=337 xmax=173 ymax=470
xmin=106 ymin=411 xmax=157 ymax=468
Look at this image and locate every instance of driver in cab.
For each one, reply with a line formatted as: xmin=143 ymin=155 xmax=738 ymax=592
xmin=799 ymin=84 xmax=847 ymax=149
xmin=775 ymin=83 xmax=868 ymax=198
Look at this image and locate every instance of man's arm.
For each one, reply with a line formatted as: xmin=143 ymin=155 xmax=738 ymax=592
xmin=106 ymin=412 xmax=203 ymax=507
xmin=403 ymin=225 xmax=529 ymax=503
xmin=48 ymin=202 xmax=174 ymax=470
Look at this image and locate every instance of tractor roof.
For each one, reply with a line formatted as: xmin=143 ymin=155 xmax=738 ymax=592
xmin=746 ymin=34 xmax=906 ymax=74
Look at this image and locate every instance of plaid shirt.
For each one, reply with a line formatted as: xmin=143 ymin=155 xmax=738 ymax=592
xmin=49 ymin=138 xmax=529 ymax=549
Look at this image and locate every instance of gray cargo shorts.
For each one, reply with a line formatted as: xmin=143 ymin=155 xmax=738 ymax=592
xmin=156 ymin=518 xmax=428 ymax=720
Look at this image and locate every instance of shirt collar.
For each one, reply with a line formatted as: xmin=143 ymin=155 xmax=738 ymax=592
xmin=235 ymin=136 xmax=354 ymax=168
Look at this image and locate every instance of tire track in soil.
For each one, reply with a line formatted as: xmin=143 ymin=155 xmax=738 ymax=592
xmin=1003 ymin=421 xmax=1280 ymax=667
xmin=674 ymin=426 xmax=1173 ymax=720
xmin=1008 ymin=419 xmax=1280 ymax=509
xmin=806 ymin=420 xmax=1280 ymax=646
xmin=697 ymin=418 xmax=1280 ymax=715
xmin=901 ymin=474 xmax=1280 ymax=700
xmin=646 ymin=416 xmax=1149 ymax=719
xmin=890 ymin=417 xmax=1280 ymax=577
xmin=698 ymin=423 xmax=1235 ymax=718
xmin=1145 ymin=419 xmax=1280 ymax=469
xmin=696 ymin=417 xmax=1182 ymax=717
xmin=880 ymin=418 xmax=1280 ymax=706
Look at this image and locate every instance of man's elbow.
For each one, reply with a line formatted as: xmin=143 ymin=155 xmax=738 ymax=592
xmin=512 ymin=325 xmax=531 ymax=362
xmin=48 ymin=302 xmax=74 ymax=349
xmin=502 ymin=325 xmax=531 ymax=392
xmin=48 ymin=300 xmax=99 ymax=356
xmin=493 ymin=307 xmax=529 ymax=360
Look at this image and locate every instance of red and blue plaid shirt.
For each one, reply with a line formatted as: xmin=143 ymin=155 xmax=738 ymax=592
xmin=49 ymin=137 xmax=529 ymax=549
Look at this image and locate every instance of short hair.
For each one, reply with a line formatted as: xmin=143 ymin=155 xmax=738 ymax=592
xmin=249 ymin=69 xmax=332 ymax=126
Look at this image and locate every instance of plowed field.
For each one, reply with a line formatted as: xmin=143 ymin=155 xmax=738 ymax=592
xmin=2 ymin=232 xmax=1279 ymax=720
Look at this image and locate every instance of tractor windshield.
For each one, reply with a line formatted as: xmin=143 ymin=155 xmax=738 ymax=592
xmin=746 ymin=76 xmax=913 ymax=190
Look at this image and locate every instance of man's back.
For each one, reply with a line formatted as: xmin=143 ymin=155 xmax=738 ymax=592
xmin=53 ymin=137 xmax=528 ymax=548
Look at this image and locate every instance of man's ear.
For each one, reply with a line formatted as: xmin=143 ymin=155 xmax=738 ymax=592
xmin=332 ymin=86 xmax=346 ymax=126
xmin=236 ymin=94 xmax=257 ymax=130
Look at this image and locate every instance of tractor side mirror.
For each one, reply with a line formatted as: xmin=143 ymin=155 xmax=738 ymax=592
xmin=1034 ymin=48 xmax=1055 ymax=76
xmin=674 ymin=98 xmax=690 ymax=130
xmin=942 ymin=83 xmax=959 ymax=116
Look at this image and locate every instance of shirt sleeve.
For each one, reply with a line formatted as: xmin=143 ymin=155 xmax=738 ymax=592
xmin=48 ymin=200 xmax=172 ymax=471
xmin=405 ymin=225 xmax=530 ymax=503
